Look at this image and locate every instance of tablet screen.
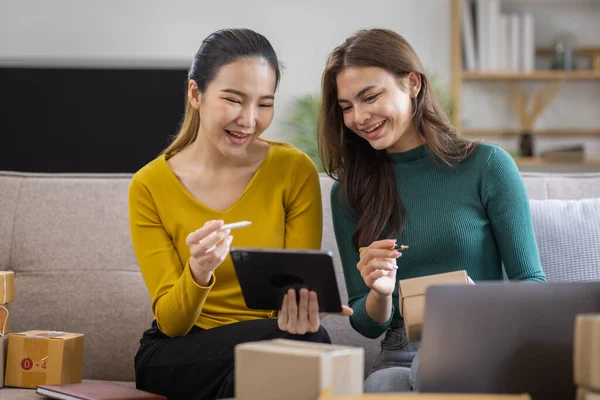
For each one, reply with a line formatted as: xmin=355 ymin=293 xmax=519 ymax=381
xmin=230 ymin=248 xmax=343 ymax=313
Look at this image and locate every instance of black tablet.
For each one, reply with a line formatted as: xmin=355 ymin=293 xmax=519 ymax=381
xmin=230 ymin=248 xmax=343 ymax=313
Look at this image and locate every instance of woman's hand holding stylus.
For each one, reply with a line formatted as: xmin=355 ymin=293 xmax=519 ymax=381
xmin=357 ymin=239 xmax=402 ymax=296
xmin=185 ymin=220 xmax=232 ymax=286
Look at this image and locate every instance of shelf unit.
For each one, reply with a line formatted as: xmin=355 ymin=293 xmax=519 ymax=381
xmin=451 ymin=0 xmax=600 ymax=166
xmin=462 ymin=129 xmax=600 ymax=137
xmin=462 ymin=71 xmax=600 ymax=80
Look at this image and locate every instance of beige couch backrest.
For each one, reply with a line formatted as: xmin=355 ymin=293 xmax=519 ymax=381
xmin=1 ymin=171 xmax=600 ymax=381
xmin=0 ymin=172 xmax=150 ymax=381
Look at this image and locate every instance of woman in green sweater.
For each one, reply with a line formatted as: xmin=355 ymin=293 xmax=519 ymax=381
xmin=317 ymin=28 xmax=546 ymax=392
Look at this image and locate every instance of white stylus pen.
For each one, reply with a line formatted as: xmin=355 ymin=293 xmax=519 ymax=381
xmin=219 ymin=221 xmax=252 ymax=231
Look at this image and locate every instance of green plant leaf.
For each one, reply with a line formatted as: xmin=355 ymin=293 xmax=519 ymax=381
xmin=284 ymin=94 xmax=324 ymax=172
xmin=426 ymin=70 xmax=454 ymax=122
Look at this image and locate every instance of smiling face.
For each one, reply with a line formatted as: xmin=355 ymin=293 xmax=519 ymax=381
xmin=336 ymin=66 xmax=423 ymax=153
xmin=188 ymin=57 xmax=277 ymax=158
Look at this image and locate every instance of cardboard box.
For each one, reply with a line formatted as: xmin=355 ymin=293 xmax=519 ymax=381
xmin=5 ymin=330 xmax=84 ymax=389
xmin=235 ymin=339 xmax=363 ymax=400
xmin=578 ymin=387 xmax=600 ymax=400
xmin=574 ymin=314 xmax=600 ymax=391
xmin=399 ymin=270 xmax=469 ymax=342
xmin=0 ymin=334 xmax=9 ymax=388
xmin=317 ymin=390 xmax=531 ymax=400
xmin=0 ymin=271 xmax=16 ymax=303
xmin=0 ymin=303 xmax=9 ymax=334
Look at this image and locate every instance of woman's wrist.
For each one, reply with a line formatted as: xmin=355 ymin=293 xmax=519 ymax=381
xmin=366 ymin=289 xmax=393 ymax=324
xmin=370 ymin=289 xmax=391 ymax=302
xmin=190 ymin=258 xmax=213 ymax=287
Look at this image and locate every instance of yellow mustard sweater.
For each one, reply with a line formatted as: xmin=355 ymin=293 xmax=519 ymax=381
xmin=128 ymin=142 xmax=323 ymax=337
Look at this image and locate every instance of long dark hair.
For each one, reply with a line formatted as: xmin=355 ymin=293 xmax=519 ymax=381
xmin=163 ymin=28 xmax=282 ymax=156
xmin=318 ymin=28 xmax=478 ymax=250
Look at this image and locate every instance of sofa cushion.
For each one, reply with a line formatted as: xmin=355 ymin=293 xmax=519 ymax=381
xmin=0 ymin=173 xmax=21 ymax=269
xmin=11 ymin=271 xmax=152 ymax=382
xmin=522 ymin=172 xmax=600 ymax=200
xmin=10 ymin=176 xmax=138 ymax=273
xmin=2 ymin=171 xmax=598 ymax=384
xmin=530 ymin=199 xmax=600 ymax=282
xmin=7 ymin=174 xmax=151 ymax=382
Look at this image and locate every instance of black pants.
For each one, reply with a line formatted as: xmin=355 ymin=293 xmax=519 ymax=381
xmin=134 ymin=319 xmax=331 ymax=400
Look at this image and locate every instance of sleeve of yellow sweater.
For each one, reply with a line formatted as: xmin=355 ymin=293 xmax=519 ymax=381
xmin=128 ymin=174 xmax=215 ymax=337
xmin=284 ymin=153 xmax=323 ymax=250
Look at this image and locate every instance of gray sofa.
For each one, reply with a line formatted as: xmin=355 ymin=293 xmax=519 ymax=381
xmin=1 ymin=170 xmax=599 ymax=398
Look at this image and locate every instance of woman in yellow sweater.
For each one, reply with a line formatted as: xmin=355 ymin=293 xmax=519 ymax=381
xmin=128 ymin=28 xmax=351 ymax=400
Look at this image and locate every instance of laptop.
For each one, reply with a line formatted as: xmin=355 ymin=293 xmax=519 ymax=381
xmin=417 ymin=282 xmax=600 ymax=400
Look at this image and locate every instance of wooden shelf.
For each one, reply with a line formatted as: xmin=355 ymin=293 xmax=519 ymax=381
xmin=463 ymin=129 xmax=600 ymax=138
xmin=514 ymin=157 xmax=600 ymax=166
xmin=462 ymin=70 xmax=600 ymax=80
xmin=451 ymin=0 xmax=600 ymax=164
xmin=536 ymin=46 xmax=600 ymax=57
xmin=503 ymin=0 xmax=600 ymax=4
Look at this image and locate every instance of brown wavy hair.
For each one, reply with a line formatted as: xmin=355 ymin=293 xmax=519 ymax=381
xmin=318 ymin=29 xmax=478 ymax=250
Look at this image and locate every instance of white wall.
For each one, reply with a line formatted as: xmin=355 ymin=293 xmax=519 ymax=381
xmin=1 ymin=0 xmax=598 ymax=160
xmin=0 ymin=0 xmax=451 ymax=140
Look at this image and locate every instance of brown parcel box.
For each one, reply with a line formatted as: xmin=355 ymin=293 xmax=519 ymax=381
xmin=578 ymin=387 xmax=600 ymax=400
xmin=5 ymin=330 xmax=84 ymax=389
xmin=317 ymin=391 xmax=531 ymax=400
xmin=574 ymin=314 xmax=600 ymax=391
xmin=0 ymin=334 xmax=8 ymax=388
xmin=235 ymin=339 xmax=363 ymax=400
xmin=399 ymin=270 xmax=469 ymax=342
xmin=0 ymin=271 xmax=16 ymax=303
xmin=0 ymin=303 xmax=9 ymax=334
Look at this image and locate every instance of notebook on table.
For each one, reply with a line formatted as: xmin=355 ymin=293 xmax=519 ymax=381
xmin=36 ymin=382 xmax=167 ymax=400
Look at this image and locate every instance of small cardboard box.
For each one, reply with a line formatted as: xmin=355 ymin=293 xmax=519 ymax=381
xmin=235 ymin=339 xmax=363 ymax=400
xmin=0 ymin=303 xmax=9 ymax=334
xmin=578 ymin=387 xmax=600 ymax=400
xmin=0 ymin=334 xmax=9 ymax=388
xmin=399 ymin=270 xmax=469 ymax=342
xmin=5 ymin=330 xmax=84 ymax=389
xmin=574 ymin=314 xmax=600 ymax=391
xmin=0 ymin=271 xmax=16 ymax=303
xmin=317 ymin=390 xmax=531 ymax=400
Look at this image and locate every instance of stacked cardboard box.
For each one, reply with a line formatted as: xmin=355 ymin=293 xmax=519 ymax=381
xmin=0 ymin=270 xmax=85 ymax=390
xmin=0 ymin=270 xmax=16 ymax=387
xmin=235 ymin=339 xmax=364 ymax=400
xmin=574 ymin=314 xmax=600 ymax=400
xmin=5 ymin=330 xmax=84 ymax=389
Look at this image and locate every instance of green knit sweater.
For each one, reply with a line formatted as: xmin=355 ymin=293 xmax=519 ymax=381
xmin=330 ymin=143 xmax=546 ymax=339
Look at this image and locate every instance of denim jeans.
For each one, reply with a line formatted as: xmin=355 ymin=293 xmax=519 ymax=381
xmin=364 ymin=325 xmax=421 ymax=393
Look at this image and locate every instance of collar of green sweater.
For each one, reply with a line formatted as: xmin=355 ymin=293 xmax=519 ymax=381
xmin=387 ymin=144 xmax=429 ymax=163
